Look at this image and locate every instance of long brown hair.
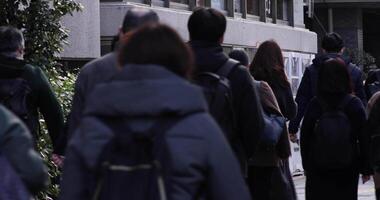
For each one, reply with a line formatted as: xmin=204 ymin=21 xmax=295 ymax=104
xmin=249 ymin=40 xmax=290 ymax=88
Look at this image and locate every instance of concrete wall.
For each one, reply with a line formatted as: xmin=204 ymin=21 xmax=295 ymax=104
xmin=100 ymin=3 xmax=318 ymax=54
xmin=61 ymin=0 xmax=101 ymax=59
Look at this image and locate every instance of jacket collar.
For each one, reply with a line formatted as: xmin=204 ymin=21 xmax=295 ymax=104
xmin=189 ymin=40 xmax=228 ymax=73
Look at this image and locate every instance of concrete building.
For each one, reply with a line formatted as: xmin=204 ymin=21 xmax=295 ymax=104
xmin=307 ymin=0 xmax=380 ymax=60
xmin=62 ymin=0 xmax=317 ymax=93
xmin=61 ymin=0 xmax=317 ymax=174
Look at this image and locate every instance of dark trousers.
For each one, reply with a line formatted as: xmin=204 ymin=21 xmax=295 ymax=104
xmin=247 ymin=160 xmax=297 ymax=200
xmin=305 ymin=170 xmax=359 ymax=200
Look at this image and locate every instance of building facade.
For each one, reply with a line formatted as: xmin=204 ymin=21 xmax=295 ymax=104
xmin=307 ymin=0 xmax=380 ymax=60
xmin=61 ymin=0 xmax=317 ymax=174
xmin=62 ymin=0 xmax=317 ymax=93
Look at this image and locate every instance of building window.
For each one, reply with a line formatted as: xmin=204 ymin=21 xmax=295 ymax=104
xmin=247 ymin=0 xmax=259 ymax=16
xmin=211 ymin=0 xmax=227 ymax=10
xmin=277 ymin=0 xmax=289 ymax=21
xmin=235 ymin=0 xmax=241 ymax=13
xmin=265 ymin=0 xmax=272 ymax=18
xmin=171 ymin=0 xmax=189 ymax=4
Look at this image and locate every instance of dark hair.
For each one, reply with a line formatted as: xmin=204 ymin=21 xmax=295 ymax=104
xmin=188 ymin=8 xmax=226 ymax=43
xmin=322 ymin=33 xmax=344 ymax=53
xmin=121 ymin=8 xmax=159 ymax=33
xmin=249 ymin=40 xmax=290 ymax=88
xmin=229 ymin=50 xmax=249 ymax=66
xmin=118 ymin=24 xmax=194 ymax=78
xmin=0 ymin=26 xmax=24 ymax=54
xmin=110 ymin=35 xmax=120 ymax=51
xmin=317 ymin=58 xmax=353 ymax=98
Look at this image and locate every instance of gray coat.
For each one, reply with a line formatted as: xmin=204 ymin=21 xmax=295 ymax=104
xmin=67 ymin=52 xmax=119 ymax=140
xmin=0 ymin=105 xmax=48 ymax=194
xmin=60 ymin=64 xmax=251 ymax=200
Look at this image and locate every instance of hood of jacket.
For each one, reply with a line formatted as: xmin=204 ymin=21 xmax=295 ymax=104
xmin=189 ymin=41 xmax=228 ymax=73
xmin=84 ymin=64 xmax=208 ymax=118
xmin=77 ymin=64 xmax=208 ymax=169
xmin=312 ymin=53 xmax=351 ymax=68
xmin=0 ymin=55 xmax=27 ymax=78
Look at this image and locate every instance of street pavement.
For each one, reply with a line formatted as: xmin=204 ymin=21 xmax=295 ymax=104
xmin=294 ymin=176 xmax=376 ymax=200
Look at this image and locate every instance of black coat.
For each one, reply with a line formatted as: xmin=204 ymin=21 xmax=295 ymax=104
xmin=300 ymin=96 xmax=370 ymax=200
xmin=189 ymin=41 xmax=264 ymax=171
xmin=270 ymin=84 xmax=297 ymax=121
xmin=59 ymin=64 xmax=251 ymax=200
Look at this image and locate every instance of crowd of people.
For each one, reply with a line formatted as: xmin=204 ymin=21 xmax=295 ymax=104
xmin=1 ymin=6 xmax=380 ymax=200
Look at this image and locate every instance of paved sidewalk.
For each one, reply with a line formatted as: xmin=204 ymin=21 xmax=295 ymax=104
xmin=293 ymin=176 xmax=376 ymax=200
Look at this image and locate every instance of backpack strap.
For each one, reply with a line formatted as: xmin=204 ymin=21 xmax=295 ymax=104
xmin=216 ymin=59 xmax=240 ymax=78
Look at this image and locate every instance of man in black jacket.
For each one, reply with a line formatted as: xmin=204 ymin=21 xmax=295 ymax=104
xmin=0 ymin=26 xmax=65 ymax=157
xmin=66 ymin=8 xmax=159 ymax=142
xmin=188 ymin=8 xmax=264 ymax=173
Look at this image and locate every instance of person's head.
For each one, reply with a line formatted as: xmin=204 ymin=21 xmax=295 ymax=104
xmin=188 ymin=7 xmax=226 ymax=44
xmin=321 ymin=32 xmax=344 ymax=54
xmin=118 ymin=24 xmax=194 ymax=78
xmin=0 ymin=26 xmax=25 ymax=59
xmin=228 ymin=50 xmax=249 ymax=67
xmin=249 ymin=40 xmax=289 ymax=88
xmin=317 ymin=58 xmax=353 ymax=97
xmin=119 ymin=7 xmax=159 ymax=39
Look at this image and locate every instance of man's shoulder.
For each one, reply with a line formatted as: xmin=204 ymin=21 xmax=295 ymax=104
xmin=80 ymin=53 xmax=117 ymax=76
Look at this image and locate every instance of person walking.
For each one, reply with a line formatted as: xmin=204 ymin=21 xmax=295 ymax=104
xmin=188 ymin=7 xmax=264 ymax=174
xmin=289 ymin=33 xmax=366 ymax=139
xmin=59 ymin=24 xmax=251 ymax=200
xmin=300 ymin=58 xmax=371 ymax=200
xmin=66 ymin=7 xmax=160 ymax=141
xmin=248 ymin=40 xmax=297 ymax=200
xmin=0 ymin=26 xmax=65 ymax=158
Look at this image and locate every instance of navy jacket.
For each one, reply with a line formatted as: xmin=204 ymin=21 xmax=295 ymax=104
xmin=60 ymin=64 xmax=251 ymax=200
xmin=189 ymin=41 xmax=264 ymax=170
xmin=67 ymin=53 xmax=118 ymax=140
xmin=289 ymin=53 xmax=366 ymax=134
xmin=300 ymin=96 xmax=370 ymax=175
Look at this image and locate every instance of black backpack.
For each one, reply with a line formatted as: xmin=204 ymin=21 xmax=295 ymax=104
xmin=92 ymin=117 xmax=183 ymax=200
xmin=0 ymin=78 xmax=32 ymax=129
xmin=194 ymin=59 xmax=239 ymax=143
xmin=311 ymin=95 xmax=355 ymax=170
xmin=0 ymin=153 xmax=30 ymax=200
xmin=366 ymin=70 xmax=380 ymax=99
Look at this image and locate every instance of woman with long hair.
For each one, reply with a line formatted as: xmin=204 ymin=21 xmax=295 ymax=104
xmin=300 ymin=58 xmax=370 ymax=200
xmin=247 ymin=40 xmax=297 ymax=200
xmin=250 ymin=40 xmax=296 ymax=121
